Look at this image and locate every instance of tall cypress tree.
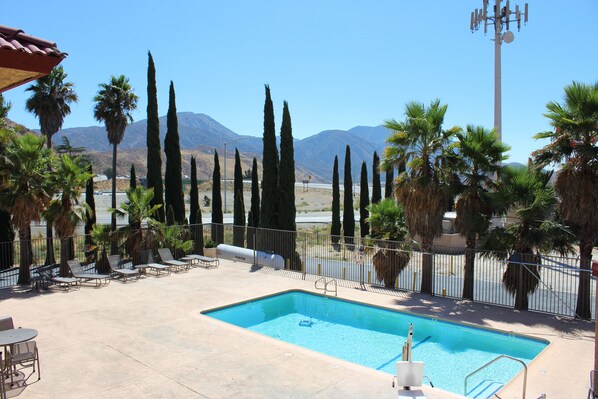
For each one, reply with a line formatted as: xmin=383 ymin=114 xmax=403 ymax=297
xmin=250 ymin=158 xmax=260 ymax=229
xmin=190 ymin=157 xmax=204 ymax=254
xmin=247 ymin=158 xmax=260 ymax=249
xmin=211 ymin=151 xmax=223 ymax=243
xmin=259 ymin=84 xmax=279 ymax=230
xmin=371 ymin=151 xmax=381 ymax=204
xmin=189 ymin=157 xmax=199 ymax=225
xmin=343 ymin=145 xmax=355 ymax=244
xmin=331 ymin=155 xmax=341 ymax=245
xmin=233 ymin=148 xmax=245 ymax=246
xmin=278 ymin=101 xmax=300 ymax=269
xmin=278 ymin=101 xmax=296 ymax=232
xmin=164 ymin=81 xmax=185 ymax=225
xmin=359 ymin=161 xmax=370 ymax=237
xmin=385 ymin=166 xmax=394 ymax=199
xmin=146 ymin=51 xmax=164 ymax=222
xmin=167 ymin=205 xmax=175 ymax=227
xmin=130 ymin=164 xmax=137 ymax=189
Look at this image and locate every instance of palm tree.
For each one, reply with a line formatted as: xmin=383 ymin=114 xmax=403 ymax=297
xmin=25 ymin=66 xmax=78 ymax=149
xmin=111 ymin=186 xmax=162 ymax=265
xmin=25 ymin=65 xmax=78 ymax=266
xmin=480 ymin=165 xmax=575 ymax=311
xmin=0 ymin=134 xmax=53 ymax=284
xmin=93 ymin=75 xmax=138 ymax=253
xmin=452 ymin=125 xmax=510 ymax=300
xmin=0 ymin=94 xmax=11 ymax=122
xmin=368 ymin=198 xmax=410 ymax=288
xmin=383 ymin=99 xmax=460 ymax=293
xmin=43 ymin=155 xmax=93 ymax=276
xmin=532 ymin=81 xmax=598 ymax=319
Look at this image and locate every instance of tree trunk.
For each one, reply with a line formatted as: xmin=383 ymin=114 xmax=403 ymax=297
xmin=514 ymin=286 xmax=529 ymax=310
xmin=575 ymin=240 xmax=593 ymax=319
xmin=420 ymin=238 xmax=434 ymax=294
xmin=17 ymin=226 xmax=32 ymax=285
xmin=462 ymin=236 xmax=476 ymax=301
xmin=45 ymin=134 xmax=56 ymax=265
xmin=45 ymin=224 xmax=55 ymax=265
xmin=60 ymin=237 xmax=69 ymax=277
xmin=111 ymin=143 xmax=118 ymax=255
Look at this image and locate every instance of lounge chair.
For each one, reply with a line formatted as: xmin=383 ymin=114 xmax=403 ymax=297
xmin=181 ymin=253 xmax=219 ymax=269
xmin=107 ymin=255 xmax=140 ymax=283
xmin=138 ymin=250 xmax=173 ymax=277
xmin=158 ymin=248 xmax=191 ymax=272
xmin=35 ymin=265 xmax=80 ymax=291
xmin=67 ymin=259 xmax=110 ymax=287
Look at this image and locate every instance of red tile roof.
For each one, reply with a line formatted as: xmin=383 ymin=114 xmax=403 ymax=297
xmin=0 ymin=25 xmax=67 ymax=93
xmin=0 ymin=25 xmax=65 ymax=59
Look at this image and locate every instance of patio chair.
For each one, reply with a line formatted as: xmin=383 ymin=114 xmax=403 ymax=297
xmin=0 ymin=352 xmax=6 ymax=399
xmin=35 ymin=265 xmax=80 ymax=291
xmin=67 ymin=259 xmax=110 ymax=287
xmin=8 ymin=340 xmax=40 ymax=384
xmin=107 ymin=255 xmax=140 ymax=283
xmin=158 ymin=248 xmax=191 ymax=272
xmin=589 ymin=370 xmax=597 ymax=399
xmin=139 ymin=250 xmax=174 ymax=277
xmin=0 ymin=316 xmax=40 ymax=385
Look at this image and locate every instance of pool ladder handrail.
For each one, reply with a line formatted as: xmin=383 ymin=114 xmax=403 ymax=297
xmin=315 ymin=277 xmax=338 ymax=296
xmin=464 ymin=354 xmax=527 ymax=399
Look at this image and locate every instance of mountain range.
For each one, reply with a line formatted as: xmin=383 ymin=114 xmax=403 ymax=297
xmin=50 ymin=112 xmax=390 ymax=183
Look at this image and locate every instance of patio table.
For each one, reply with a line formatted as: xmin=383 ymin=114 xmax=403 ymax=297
xmin=0 ymin=328 xmax=37 ymax=381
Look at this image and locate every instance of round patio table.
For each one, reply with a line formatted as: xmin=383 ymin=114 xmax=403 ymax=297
xmin=0 ymin=329 xmax=37 ymax=346
xmin=0 ymin=328 xmax=38 ymax=382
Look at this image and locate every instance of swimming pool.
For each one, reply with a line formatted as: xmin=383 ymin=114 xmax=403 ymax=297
xmin=202 ymin=290 xmax=548 ymax=398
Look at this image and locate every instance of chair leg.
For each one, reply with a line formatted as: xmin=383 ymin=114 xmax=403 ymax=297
xmin=36 ymin=348 xmax=40 ymax=380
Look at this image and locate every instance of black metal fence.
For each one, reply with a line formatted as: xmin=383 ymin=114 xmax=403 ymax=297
xmin=0 ymin=222 xmax=594 ymax=320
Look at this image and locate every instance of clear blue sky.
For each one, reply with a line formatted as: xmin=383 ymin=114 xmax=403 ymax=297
xmin=3 ymin=0 xmax=597 ymax=164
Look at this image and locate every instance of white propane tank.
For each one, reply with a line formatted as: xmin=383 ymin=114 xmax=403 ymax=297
xmin=216 ymin=244 xmax=284 ymax=269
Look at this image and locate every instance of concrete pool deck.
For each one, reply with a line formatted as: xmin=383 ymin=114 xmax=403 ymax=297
xmin=0 ymin=260 xmax=593 ymax=399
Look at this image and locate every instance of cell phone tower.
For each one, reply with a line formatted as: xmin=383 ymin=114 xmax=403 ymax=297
xmin=470 ymin=0 xmax=528 ymax=142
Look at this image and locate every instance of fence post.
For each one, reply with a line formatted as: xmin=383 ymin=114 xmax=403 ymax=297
xmin=302 ymin=233 xmax=307 ymax=280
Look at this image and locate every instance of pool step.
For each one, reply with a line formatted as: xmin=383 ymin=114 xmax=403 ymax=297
xmin=466 ymin=379 xmax=504 ymax=399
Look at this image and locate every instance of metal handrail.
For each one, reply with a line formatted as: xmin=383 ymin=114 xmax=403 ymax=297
xmin=315 ymin=277 xmax=337 ymax=296
xmin=325 ymin=278 xmax=338 ymax=296
xmin=315 ymin=277 xmax=327 ymax=292
xmin=464 ymin=355 xmax=527 ymax=399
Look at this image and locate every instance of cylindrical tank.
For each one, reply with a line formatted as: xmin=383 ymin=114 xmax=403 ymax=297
xmin=216 ymin=244 xmax=284 ymax=269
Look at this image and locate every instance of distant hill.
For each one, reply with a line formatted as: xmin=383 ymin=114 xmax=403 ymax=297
xmin=294 ymin=128 xmax=387 ymax=182
xmin=24 ymin=112 xmax=393 ymax=183
xmin=53 ymin=112 xmax=264 ymax=152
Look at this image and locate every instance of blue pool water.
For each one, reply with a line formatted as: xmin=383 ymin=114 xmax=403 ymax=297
xmin=202 ymin=290 xmax=548 ymax=397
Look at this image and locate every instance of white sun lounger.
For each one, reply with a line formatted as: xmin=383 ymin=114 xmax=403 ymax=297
xmin=181 ymin=254 xmax=219 ymax=268
xmin=158 ymin=248 xmax=191 ymax=272
xmin=67 ymin=259 xmax=110 ymax=287
xmin=136 ymin=251 xmax=174 ymax=277
xmin=107 ymin=255 xmax=140 ymax=283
